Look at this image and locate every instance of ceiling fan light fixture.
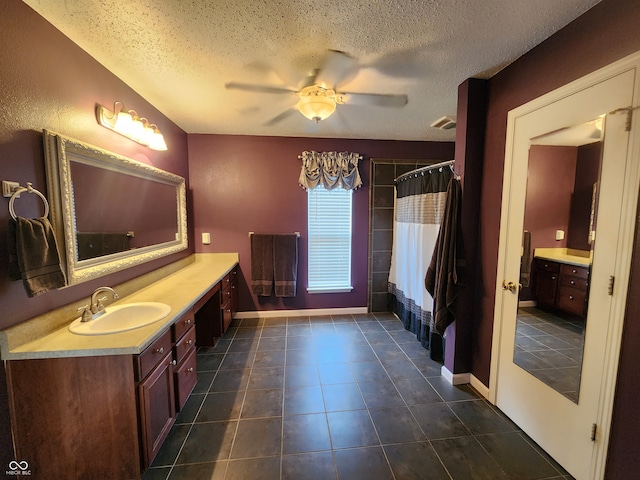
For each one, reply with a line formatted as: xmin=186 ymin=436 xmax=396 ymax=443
xmin=297 ymin=86 xmax=337 ymax=123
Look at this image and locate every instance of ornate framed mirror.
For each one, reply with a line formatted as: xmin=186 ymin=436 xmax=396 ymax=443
xmin=43 ymin=130 xmax=188 ymax=285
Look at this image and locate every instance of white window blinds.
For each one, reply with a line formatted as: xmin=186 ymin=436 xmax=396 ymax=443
xmin=307 ymin=185 xmax=353 ymax=293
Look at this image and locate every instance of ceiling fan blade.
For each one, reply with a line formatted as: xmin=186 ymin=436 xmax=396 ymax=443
xmin=264 ymin=108 xmax=298 ymax=126
xmin=314 ymin=50 xmax=358 ymax=89
xmin=339 ymin=92 xmax=408 ymax=108
xmin=225 ymin=82 xmax=297 ymax=94
xmin=299 ymin=69 xmax=319 ymax=89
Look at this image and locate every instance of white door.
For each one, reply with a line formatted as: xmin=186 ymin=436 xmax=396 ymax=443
xmin=491 ymin=61 xmax=640 ymax=480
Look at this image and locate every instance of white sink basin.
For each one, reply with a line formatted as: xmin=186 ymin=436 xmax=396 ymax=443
xmin=68 ymin=302 xmax=172 ymax=335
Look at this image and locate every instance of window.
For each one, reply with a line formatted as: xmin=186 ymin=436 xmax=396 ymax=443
xmin=307 ymin=185 xmax=353 ymax=293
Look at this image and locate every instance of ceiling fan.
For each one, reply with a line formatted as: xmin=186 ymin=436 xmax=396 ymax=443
xmin=225 ymin=50 xmax=408 ymax=124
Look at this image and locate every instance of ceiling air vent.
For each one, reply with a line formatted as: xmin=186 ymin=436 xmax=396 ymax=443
xmin=430 ymin=116 xmax=457 ymax=130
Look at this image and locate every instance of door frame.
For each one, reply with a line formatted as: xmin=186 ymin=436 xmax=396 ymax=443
xmin=489 ymin=50 xmax=640 ymax=479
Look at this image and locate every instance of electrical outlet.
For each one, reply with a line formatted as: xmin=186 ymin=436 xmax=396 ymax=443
xmin=202 ymin=232 xmax=211 ymax=245
xmin=555 ymin=230 xmax=565 ymax=241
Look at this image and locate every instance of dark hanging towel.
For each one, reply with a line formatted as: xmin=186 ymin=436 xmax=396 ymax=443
xmin=250 ymin=234 xmax=274 ymax=296
xmin=8 ymin=216 xmax=67 ymax=297
xmin=425 ymin=177 xmax=465 ymax=337
xmin=274 ymin=234 xmax=298 ymax=297
xmin=520 ymin=230 xmax=532 ymax=288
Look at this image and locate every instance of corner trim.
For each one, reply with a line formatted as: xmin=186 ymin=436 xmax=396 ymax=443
xmin=470 ymin=375 xmax=490 ymax=399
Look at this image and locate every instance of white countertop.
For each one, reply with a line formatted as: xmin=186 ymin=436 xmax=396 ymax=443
xmin=0 ymin=253 xmax=238 ymax=360
xmin=534 ymin=248 xmax=591 ymax=267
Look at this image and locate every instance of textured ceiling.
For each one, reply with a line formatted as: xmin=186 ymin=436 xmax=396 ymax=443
xmin=23 ymin=0 xmax=600 ymax=141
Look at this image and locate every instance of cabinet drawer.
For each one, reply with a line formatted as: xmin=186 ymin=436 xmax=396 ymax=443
xmin=172 ymin=308 xmax=195 ymax=342
xmin=136 ymin=329 xmax=173 ymax=381
xmin=560 ymin=275 xmax=588 ymax=290
xmin=222 ymin=297 xmax=233 ymax=332
xmin=560 ymin=264 xmax=589 ymax=280
xmin=174 ymin=324 xmax=196 ymax=364
xmin=222 ymin=267 xmax=238 ymax=289
xmin=534 ymin=259 xmax=560 ymax=273
xmin=174 ymin=348 xmax=197 ymax=411
xmin=557 ymin=286 xmax=588 ymax=317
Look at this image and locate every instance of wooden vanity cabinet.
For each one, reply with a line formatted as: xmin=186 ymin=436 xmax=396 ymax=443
xmin=172 ymin=310 xmax=197 ymax=411
xmin=220 ymin=266 xmax=238 ymax=333
xmin=137 ymin=341 xmax=175 ymax=468
xmin=557 ymin=264 xmax=590 ymax=317
xmin=136 ymin=308 xmax=197 ymax=467
xmin=195 ymin=265 xmax=239 ymax=346
xmin=533 ymin=258 xmax=589 ymax=317
xmin=533 ymin=260 xmax=560 ymax=309
xmin=6 ymin=308 xmax=200 ymax=478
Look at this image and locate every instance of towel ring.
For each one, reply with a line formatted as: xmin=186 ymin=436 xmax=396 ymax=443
xmin=9 ymin=182 xmax=50 ymax=220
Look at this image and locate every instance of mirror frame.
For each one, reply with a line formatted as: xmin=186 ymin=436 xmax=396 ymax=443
xmin=43 ymin=130 xmax=188 ymax=285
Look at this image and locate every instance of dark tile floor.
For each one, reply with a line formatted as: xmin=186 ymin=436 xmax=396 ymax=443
xmin=514 ymin=307 xmax=586 ymax=403
xmin=143 ymin=313 xmax=574 ymax=480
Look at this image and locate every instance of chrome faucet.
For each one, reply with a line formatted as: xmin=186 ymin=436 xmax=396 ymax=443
xmin=78 ymin=286 xmax=119 ymax=322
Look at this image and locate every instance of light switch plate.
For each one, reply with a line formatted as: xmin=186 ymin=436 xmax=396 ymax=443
xmin=555 ymin=230 xmax=565 ymax=241
xmin=202 ymin=232 xmax=211 ymax=245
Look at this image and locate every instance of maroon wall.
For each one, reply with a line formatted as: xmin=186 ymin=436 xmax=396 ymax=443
xmin=188 ymin=134 xmax=453 ymax=313
xmin=0 ymin=0 xmax=192 ymax=333
xmin=0 ymin=1 xmax=192 ymax=469
xmin=476 ymin=0 xmax=640 ymax=477
xmin=568 ymin=142 xmax=602 ymax=251
xmin=524 ymin=145 xmax=577 ymax=251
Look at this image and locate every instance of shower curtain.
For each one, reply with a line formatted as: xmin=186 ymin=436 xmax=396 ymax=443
xmin=388 ymin=167 xmax=453 ymax=360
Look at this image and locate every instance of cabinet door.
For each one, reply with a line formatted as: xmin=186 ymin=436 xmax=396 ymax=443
xmin=534 ymin=271 xmax=558 ymax=308
xmin=557 ymin=286 xmax=588 ymax=317
xmin=174 ymin=347 xmax=197 ymax=411
xmin=138 ymin=351 xmax=176 ymax=468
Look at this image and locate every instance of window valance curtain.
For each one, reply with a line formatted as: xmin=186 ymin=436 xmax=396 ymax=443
xmin=299 ymin=151 xmax=363 ymax=191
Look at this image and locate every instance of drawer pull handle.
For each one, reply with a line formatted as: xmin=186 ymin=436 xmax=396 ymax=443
xmin=187 ymin=367 xmax=194 ymax=373
xmin=569 ymin=295 xmax=574 ymax=300
xmin=172 ymin=360 xmax=177 ymax=366
xmin=551 ymin=276 xmax=556 ymax=280
xmin=570 ymin=281 xmax=575 ymax=285
xmin=186 ymin=339 xmax=193 ymax=345
xmin=572 ymin=269 xmax=577 ymax=273
xmin=185 ymin=319 xmax=192 ymax=325
xmin=155 ymin=347 xmax=164 ymax=354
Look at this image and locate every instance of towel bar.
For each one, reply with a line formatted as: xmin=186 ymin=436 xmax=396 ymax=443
xmin=6 ymin=182 xmax=50 ymax=220
xmin=248 ymin=231 xmax=300 ymax=238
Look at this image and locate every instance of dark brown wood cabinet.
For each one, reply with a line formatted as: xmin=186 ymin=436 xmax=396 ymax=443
xmin=196 ymin=266 xmax=239 ymax=346
xmin=533 ymin=258 xmax=589 ymax=317
xmin=138 ymin=348 xmax=175 ymax=467
xmin=533 ymin=260 xmax=560 ymax=309
xmin=172 ymin=310 xmax=197 ymax=411
xmin=6 ymin=308 xmax=200 ymax=478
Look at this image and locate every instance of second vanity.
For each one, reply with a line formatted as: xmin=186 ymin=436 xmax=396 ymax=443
xmin=0 ymin=253 xmax=239 ymax=480
xmin=532 ymin=248 xmax=591 ymax=318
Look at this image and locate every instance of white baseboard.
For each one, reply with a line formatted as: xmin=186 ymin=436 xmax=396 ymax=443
xmin=233 ymin=307 xmax=369 ymax=319
xmin=440 ymin=368 xmax=490 ymax=400
xmin=440 ymin=366 xmax=470 ymax=386
xmin=518 ymin=300 xmax=536 ymax=308
xmin=470 ymin=374 xmax=490 ymax=399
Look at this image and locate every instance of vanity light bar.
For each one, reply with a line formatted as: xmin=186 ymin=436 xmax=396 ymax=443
xmin=96 ymin=102 xmax=168 ymax=151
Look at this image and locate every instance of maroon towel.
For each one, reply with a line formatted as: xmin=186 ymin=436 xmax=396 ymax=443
xmin=274 ymin=234 xmax=298 ymax=297
xmin=8 ymin=216 xmax=67 ymax=297
xmin=251 ymin=234 xmax=274 ymax=296
xmin=425 ymin=179 xmax=465 ymax=335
